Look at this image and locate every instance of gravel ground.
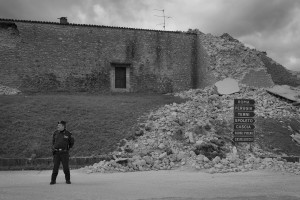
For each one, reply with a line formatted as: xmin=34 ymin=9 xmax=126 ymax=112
xmin=0 ymin=169 xmax=300 ymax=200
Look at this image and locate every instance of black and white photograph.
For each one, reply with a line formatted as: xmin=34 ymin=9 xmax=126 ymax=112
xmin=0 ymin=0 xmax=300 ymax=199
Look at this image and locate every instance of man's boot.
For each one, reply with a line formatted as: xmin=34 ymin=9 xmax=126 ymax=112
xmin=50 ymin=180 xmax=56 ymax=185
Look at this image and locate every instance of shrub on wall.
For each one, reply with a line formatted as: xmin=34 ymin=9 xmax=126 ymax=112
xmin=65 ymin=74 xmax=86 ymax=91
xmin=85 ymin=69 xmax=110 ymax=91
xmin=65 ymin=69 xmax=110 ymax=92
xmin=158 ymin=76 xmax=173 ymax=93
xmin=20 ymin=73 xmax=60 ymax=91
xmin=134 ymin=73 xmax=173 ymax=93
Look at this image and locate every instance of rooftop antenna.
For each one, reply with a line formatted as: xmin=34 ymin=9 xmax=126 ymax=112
xmin=154 ymin=9 xmax=172 ymax=30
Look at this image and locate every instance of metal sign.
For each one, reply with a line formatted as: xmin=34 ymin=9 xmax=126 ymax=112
xmin=234 ymin=105 xmax=255 ymax=111
xmin=234 ymin=118 xmax=255 ymax=123
xmin=233 ymin=131 xmax=254 ymax=137
xmin=234 ymin=112 xmax=255 ymax=118
xmin=233 ymin=99 xmax=255 ymax=143
xmin=233 ymin=137 xmax=254 ymax=142
xmin=234 ymin=99 xmax=255 ymax=105
xmin=234 ymin=124 xmax=255 ymax=130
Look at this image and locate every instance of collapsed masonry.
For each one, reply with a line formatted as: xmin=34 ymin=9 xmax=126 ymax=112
xmin=0 ymin=85 xmax=21 ymax=95
xmin=81 ymin=32 xmax=300 ymax=175
xmin=81 ymin=83 xmax=300 ymax=175
xmin=198 ymin=32 xmax=275 ymax=88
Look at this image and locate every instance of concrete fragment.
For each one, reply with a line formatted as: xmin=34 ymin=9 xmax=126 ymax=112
xmin=143 ymin=156 xmax=154 ymax=165
xmin=132 ymin=159 xmax=146 ymax=168
xmin=220 ymin=159 xmax=229 ymax=165
xmin=188 ymin=132 xmax=195 ymax=143
xmin=203 ymin=156 xmax=210 ymax=162
xmin=195 ymin=140 xmax=204 ymax=147
xmin=266 ymin=85 xmax=300 ymax=103
xmin=214 ymin=163 xmax=224 ymax=169
xmin=147 ymin=139 xmax=155 ymax=145
xmin=204 ymin=163 xmax=211 ymax=169
xmin=208 ymin=168 xmax=216 ymax=174
xmin=196 ymin=155 xmax=205 ymax=162
xmin=193 ymin=125 xmax=203 ymax=135
xmin=176 ymin=151 xmax=186 ymax=161
xmin=291 ymin=133 xmax=300 ymax=145
xmin=212 ymin=156 xmax=221 ymax=164
xmin=158 ymin=143 xmax=165 ymax=149
xmin=159 ymin=152 xmax=167 ymax=159
xmin=214 ymin=78 xmax=240 ymax=95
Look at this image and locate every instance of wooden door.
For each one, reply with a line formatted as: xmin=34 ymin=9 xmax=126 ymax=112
xmin=115 ymin=67 xmax=126 ymax=88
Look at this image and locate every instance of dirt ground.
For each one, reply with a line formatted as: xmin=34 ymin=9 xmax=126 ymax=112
xmin=0 ymin=169 xmax=300 ymax=200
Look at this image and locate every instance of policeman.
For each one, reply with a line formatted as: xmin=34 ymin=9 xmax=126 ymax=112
xmin=50 ymin=121 xmax=74 ymax=185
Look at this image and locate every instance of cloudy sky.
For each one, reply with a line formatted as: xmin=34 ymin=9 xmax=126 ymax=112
xmin=1 ymin=0 xmax=300 ymax=71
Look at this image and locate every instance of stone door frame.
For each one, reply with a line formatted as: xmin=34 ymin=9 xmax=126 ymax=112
xmin=110 ymin=63 xmax=131 ymax=92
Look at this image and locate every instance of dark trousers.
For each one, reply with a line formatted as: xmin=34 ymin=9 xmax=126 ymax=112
xmin=51 ymin=151 xmax=70 ymax=181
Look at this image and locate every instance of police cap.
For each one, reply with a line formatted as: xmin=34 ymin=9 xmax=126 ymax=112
xmin=58 ymin=121 xmax=67 ymax=127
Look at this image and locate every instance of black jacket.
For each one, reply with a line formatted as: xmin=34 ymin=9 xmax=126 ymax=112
xmin=52 ymin=129 xmax=74 ymax=150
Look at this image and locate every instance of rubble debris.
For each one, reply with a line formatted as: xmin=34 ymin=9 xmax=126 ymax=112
xmin=0 ymin=85 xmax=21 ymax=95
xmin=214 ymin=78 xmax=239 ymax=95
xmin=220 ymin=33 xmax=239 ymax=43
xmin=293 ymin=102 xmax=300 ymax=106
xmin=198 ymin=33 xmax=274 ymax=87
xmin=82 ymin=84 xmax=300 ymax=175
xmin=291 ymin=133 xmax=300 ymax=145
xmin=266 ymin=85 xmax=300 ymax=103
xmin=81 ymin=32 xmax=299 ymax=175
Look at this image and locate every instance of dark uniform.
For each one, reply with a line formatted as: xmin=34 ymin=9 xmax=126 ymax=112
xmin=51 ymin=128 xmax=74 ymax=184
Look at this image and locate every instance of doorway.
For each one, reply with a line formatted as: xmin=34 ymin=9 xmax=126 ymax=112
xmin=115 ymin=67 xmax=126 ymax=88
xmin=110 ymin=63 xmax=131 ymax=92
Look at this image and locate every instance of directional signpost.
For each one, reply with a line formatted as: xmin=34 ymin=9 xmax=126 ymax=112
xmin=233 ymin=99 xmax=255 ymax=143
xmin=234 ymin=112 xmax=255 ymax=118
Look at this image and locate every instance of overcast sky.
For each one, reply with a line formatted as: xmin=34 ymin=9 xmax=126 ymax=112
xmin=1 ymin=0 xmax=300 ymax=71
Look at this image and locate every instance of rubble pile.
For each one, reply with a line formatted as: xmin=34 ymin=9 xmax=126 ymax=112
xmin=82 ymin=32 xmax=298 ymax=175
xmin=198 ymin=33 xmax=270 ymax=82
xmin=82 ymin=84 xmax=300 ymax=175
xmin=258 ymin=157 xmax=300 ymax=175
xmin=0 ymin=85 xmax=21 ymax=95
xmin=176 ymin=84 xmax=299 ymax=119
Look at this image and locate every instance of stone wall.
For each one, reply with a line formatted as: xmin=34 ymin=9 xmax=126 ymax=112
xmin=0 ymin=156 xmax=112 ymax=170
xmin=258 ymin=53 xmax=300 ymax=87
xmin=0 ymin=19 xmax=207 ymax=93
xmin=240 ymin=69 xmax=274 ymax=88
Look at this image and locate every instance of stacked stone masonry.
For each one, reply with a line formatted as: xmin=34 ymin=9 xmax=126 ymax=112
xmin=0 ymin=19 xmax=209 ymax=93
xmin=1 ymin=19 xmax=296 ymax=94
